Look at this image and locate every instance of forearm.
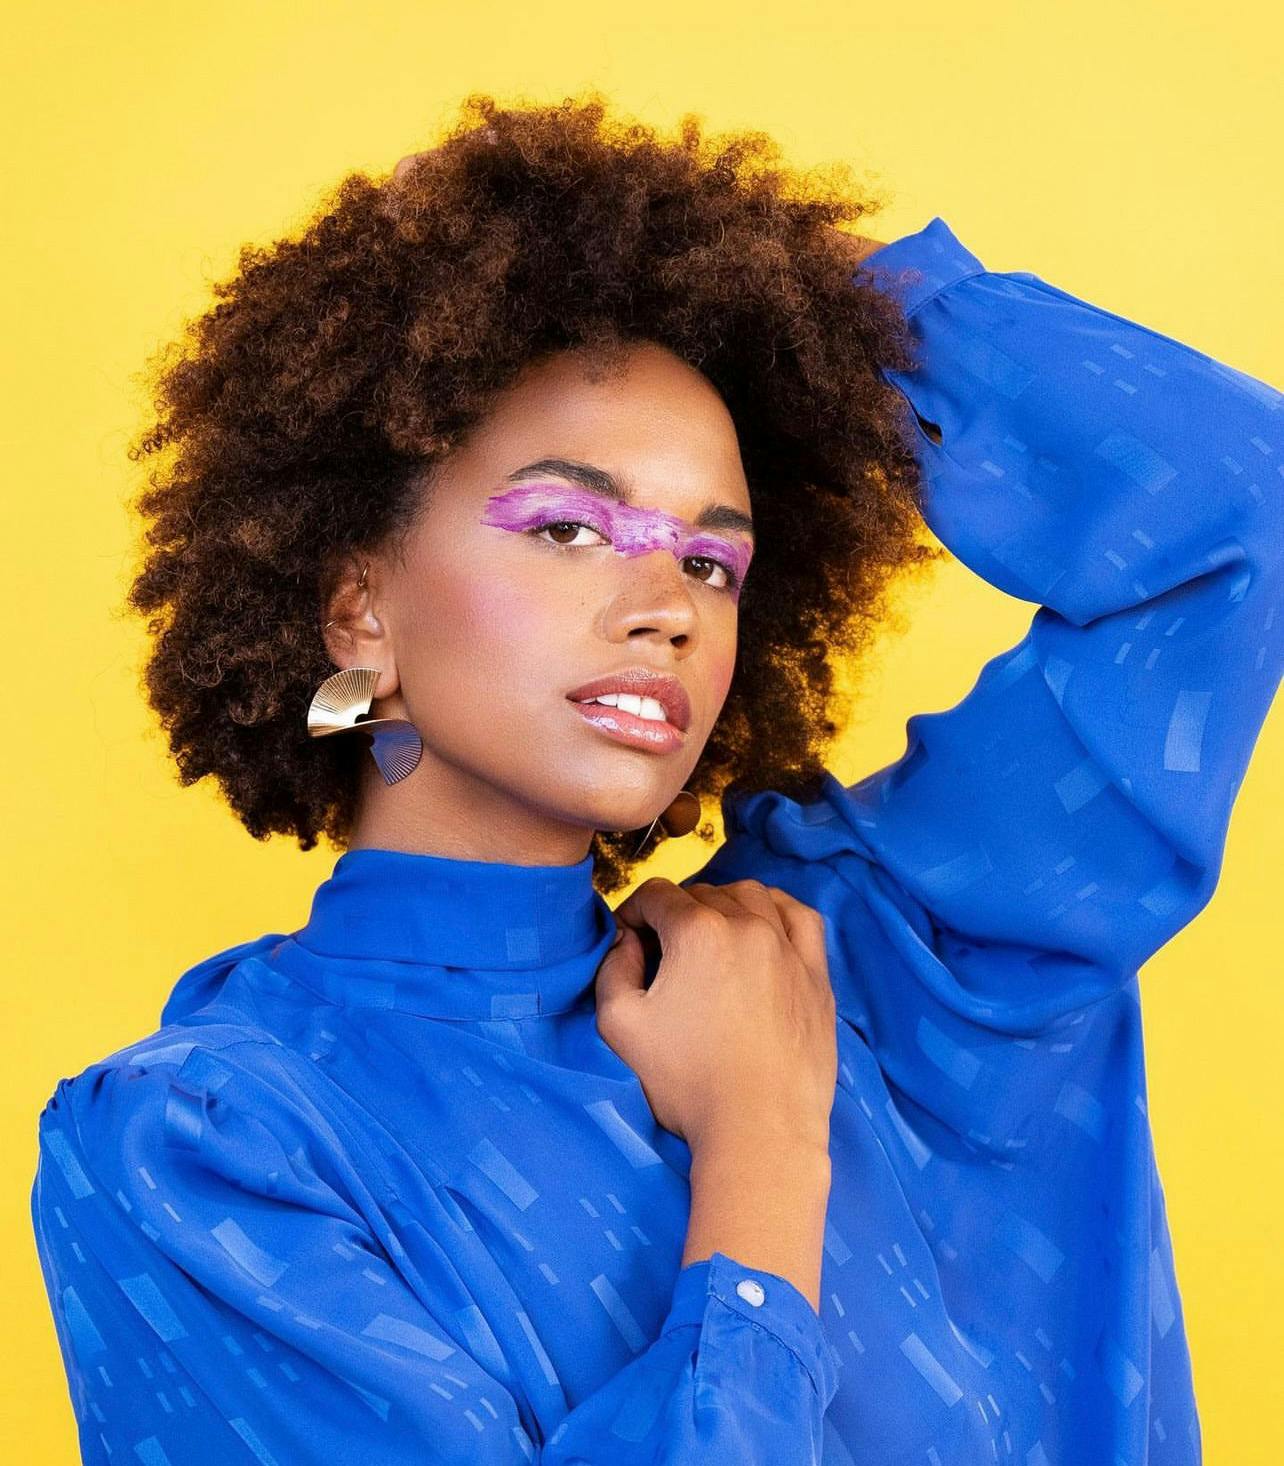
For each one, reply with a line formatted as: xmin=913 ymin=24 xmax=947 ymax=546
xmin=682 ymin=1134 xmax=832 ymax=1312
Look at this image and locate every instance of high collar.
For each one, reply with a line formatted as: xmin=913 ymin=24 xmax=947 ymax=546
xmin=267 ymin=845 xmax=616 ymax=1022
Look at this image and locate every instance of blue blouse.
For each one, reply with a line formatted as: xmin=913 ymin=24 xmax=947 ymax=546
xmin=32 ymin=218 xmax=1282 ymax=1465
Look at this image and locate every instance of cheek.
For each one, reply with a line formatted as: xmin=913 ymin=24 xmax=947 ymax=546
xmin=406 ymin=558 xmax=569 ymax=685
xmin=707 ymin=649 xmax=737 ymax=709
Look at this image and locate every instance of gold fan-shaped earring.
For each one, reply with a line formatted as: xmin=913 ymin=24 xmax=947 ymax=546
xmin=630 ymin=788 xmax=701 ymax=858
xmin=306 ymin=665 xmax=424 ymax=786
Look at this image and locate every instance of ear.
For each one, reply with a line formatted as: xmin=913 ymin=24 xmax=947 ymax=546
xmin=320 ymin=557 xmax=401 ymax=702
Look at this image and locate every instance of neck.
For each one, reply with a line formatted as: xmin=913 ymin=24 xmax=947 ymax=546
xmin=346 ymin=744 xmax=598 ymax=867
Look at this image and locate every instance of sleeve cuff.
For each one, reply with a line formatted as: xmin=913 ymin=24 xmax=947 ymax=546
xmin=861 ymin=215 xmax=988 ymax=316
xmin=659 ymin=1250 xmax=841 ymax=1406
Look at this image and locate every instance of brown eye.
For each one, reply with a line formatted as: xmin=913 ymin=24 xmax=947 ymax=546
xmin=529 ymin=520 xmax=607 ymax=548
xmin=684 ymin=555 xmax=732 ymax=591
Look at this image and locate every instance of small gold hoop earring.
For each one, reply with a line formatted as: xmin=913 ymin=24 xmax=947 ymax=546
xmin=306 ymin=664 xmax=423 ymax=786
xmin=321 ymin=563 xmax=370 ymax=634
xmin=630 ymin=789 xmax=701 ymax=859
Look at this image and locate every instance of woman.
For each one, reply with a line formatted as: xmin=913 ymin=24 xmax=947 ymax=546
xmin=31 ymin=93 xmax=1280 ymax=1464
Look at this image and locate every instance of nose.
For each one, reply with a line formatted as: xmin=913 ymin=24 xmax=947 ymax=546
xmin=599 ymin=546 xmax=700 ymax=649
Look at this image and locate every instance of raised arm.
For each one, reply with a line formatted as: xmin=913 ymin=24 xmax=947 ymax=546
xmin=692 ymin=217 xmax=1282 ymax=1039
xmin=31 ymin=1039 xmax=840 ymax=1464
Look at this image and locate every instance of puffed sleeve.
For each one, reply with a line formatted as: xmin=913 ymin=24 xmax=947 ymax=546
xmin=31 ymin=1038 xmax=839 ymax=1464
xmin=694 ymin=217 xmax=1282 ymax=1037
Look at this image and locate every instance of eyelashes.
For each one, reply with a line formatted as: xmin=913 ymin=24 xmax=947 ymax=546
xmin=482 ymin=481 xmax=752 ymax=594
xmin=526 ymin=519 xmax=742 ymax=593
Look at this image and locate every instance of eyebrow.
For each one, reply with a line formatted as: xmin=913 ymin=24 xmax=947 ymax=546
xmin=503 ymin=457 xmax=754 ymax=540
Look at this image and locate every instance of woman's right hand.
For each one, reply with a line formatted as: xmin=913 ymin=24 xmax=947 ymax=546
xmin=594 ymin=877 xmax=838 ymax=1158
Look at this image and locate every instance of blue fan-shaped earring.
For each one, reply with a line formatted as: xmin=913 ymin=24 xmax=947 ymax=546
xmin=306 ymin=664 xmax=424 ymax=786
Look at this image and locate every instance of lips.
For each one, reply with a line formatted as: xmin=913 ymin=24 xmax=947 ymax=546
xmin=564 ymin=669 xmax=692 ymax=732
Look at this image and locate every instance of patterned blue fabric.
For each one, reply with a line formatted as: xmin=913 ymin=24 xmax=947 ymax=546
xmin=31 ymin=218 xmax=1282 ymax=1465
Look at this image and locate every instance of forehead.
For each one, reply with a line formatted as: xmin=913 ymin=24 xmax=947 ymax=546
xmin=441 ymin=341 xmax=750 ymax=510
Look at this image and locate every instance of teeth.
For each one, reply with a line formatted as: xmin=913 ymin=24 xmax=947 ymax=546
xmin=583 ymin=693 xmax=670 ymax=723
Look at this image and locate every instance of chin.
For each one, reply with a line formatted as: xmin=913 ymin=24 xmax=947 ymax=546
xmin=545 ymin=783 xmax=675 ymax=837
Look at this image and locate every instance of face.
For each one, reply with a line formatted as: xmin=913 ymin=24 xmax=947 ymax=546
xmin=334 ymin=339 xmax=754 ymax=855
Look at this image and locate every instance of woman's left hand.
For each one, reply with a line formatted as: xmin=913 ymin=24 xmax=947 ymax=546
xmin=834 ymin=228 xmax=888 ymax=270
xmin=383 ymin=129 xmax=499 ymax=221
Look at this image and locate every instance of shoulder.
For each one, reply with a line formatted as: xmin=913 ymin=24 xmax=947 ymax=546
xmin=685 ymin=775 xmax=876 ymax=900
xmin=31 ymin=1022 xmax=384 ymax=1278
xmin=35 ymin=1020 xmax=323 ymax=1197
xmin=36 ymin=924 xmax=302 ymax=1131
xmin=41 ymin=1013 xmax=290 ymax=1100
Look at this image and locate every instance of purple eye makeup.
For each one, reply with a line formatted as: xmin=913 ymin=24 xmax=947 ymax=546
xmin=481 ymin=481 xmax=753 ymax=598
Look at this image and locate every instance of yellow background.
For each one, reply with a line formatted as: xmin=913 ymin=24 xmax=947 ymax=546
xmin=3 ymin=2 xmax=1280 ymax=1459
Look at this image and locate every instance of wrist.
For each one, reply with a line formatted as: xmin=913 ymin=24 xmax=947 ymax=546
xmin=692 ymin=1121 xmax=832 ymax=1177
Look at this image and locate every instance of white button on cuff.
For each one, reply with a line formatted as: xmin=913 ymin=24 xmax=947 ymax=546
xmin=735 ymin=1279 xmax=766 ymax=1307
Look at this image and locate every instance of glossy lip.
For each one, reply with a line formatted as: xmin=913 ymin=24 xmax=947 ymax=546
xmin=568 ymin=699 xmax=688 ymax=754
xmin=565 ymin=668 xmax=692 ymax=732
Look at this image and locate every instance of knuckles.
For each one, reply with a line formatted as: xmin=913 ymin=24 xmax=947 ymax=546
xmin=614 ymin=874 xmax=826 ymax=950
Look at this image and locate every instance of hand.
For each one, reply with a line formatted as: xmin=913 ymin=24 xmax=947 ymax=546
xmin=834 ymin=228 xmax=888 ymax=271
xmin=382 ymin=129 xmax=501 ymax=221
xmin=594 ymin=877 xmax=837 ymax=1157
xmin=381 ymin=148 xmax=430 ymax=224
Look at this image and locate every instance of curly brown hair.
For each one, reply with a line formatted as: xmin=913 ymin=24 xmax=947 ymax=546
xmin=123 ymin=90 xmax=942 ymax=895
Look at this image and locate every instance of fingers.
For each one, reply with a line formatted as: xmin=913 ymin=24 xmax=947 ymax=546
xmin=687 ymin=879 xmax=830 ymax=989
xmin=613 ymin=877 xmax=828 ymax=986
xmin=390 ymin=128 xmax=496 ymax=189
xmin=383 ymin=149 xmax=432 ymax=224
xmin=594 ymin=922 xmax=645 ymax=1010
xmin=384 ymin=129 xmax=501 ymax=224
xmin=684 ymin=878 xmax=781 ymax=928
xmin=761 ymin=887 xmax=831 ymax=988
xmin=612 ymin=877 xmax=707 ymax=941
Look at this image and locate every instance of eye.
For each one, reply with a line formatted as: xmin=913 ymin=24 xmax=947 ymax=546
xmin=683 ymin=554 xmax=738 ymax=592
xmin=528 ymin=521 xmax=741 ymax=593
xmin=529 ymin=520 xmax=608 ymax=548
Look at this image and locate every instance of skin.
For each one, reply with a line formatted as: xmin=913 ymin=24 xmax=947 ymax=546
xmin=322 ymin=339 xmax=753 ymax=865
